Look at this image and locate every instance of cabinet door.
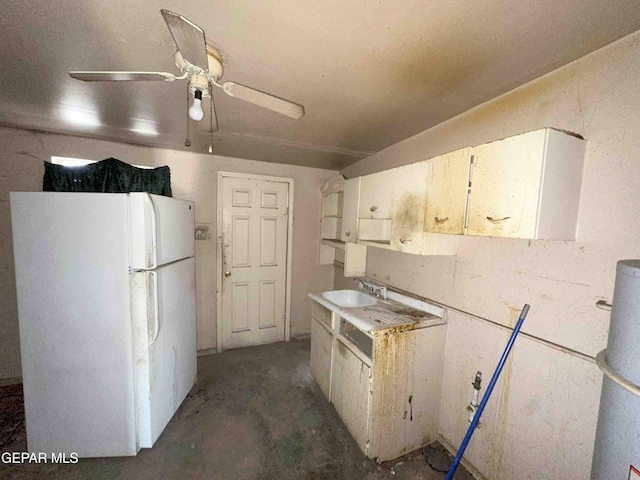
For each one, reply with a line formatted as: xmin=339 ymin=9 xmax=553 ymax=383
xmin=467 ymin=130 xmax=546 ymax=238
xmin=358 ymin=170 xmax=395 ymax=220
xmin=424 ymin=147 xmax=471 ymax=234
xmin=390 ymin=162 xmax=427 ymax=254
xmin=331 ymin=339 xmax=371 ymax=454
xmin=310 ymin=318 xmax=333 ymax=400
xmin=341 ymin=177 xmax=360 ymax=242
xmin=357 ymin=170 xmax=395 ymax=246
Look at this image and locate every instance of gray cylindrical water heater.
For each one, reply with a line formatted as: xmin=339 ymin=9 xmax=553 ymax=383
xmin=591 ymin=260 xmax=640 ymax=479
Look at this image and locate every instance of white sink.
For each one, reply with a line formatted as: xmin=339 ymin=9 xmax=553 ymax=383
xmin=319 ymin=290 xmax=377 ymax=308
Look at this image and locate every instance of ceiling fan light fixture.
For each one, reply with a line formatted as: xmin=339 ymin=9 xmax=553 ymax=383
xmin=189 ymin=89 xmax=205 ymax=121
xmin=69 ymin=8 xmax=306 ymax=145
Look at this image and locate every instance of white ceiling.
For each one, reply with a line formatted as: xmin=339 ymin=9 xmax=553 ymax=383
xmin=2 ymin=1 xmax=640 ymax=170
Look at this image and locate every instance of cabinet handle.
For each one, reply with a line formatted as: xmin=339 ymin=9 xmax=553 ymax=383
xmin=399 ymin=238 xmax=412 ymax=244
xmin=370 ymin=205 xmax=378 ymax=212
xmin=486 ymin=216 xmax=511 ymax=223
xmin=345 ymin=232 xmax=351 ymax=237
xmin=435 ymin=216 xmax=449 ymax=224
xmin=596 ymin=300 xmax=612 ymax=311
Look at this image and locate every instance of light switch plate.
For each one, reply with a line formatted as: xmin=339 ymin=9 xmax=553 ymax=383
xmin=195 ymin=225 xmax=208 ymax=241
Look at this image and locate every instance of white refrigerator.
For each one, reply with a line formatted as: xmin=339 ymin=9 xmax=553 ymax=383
xmin=10 ymin=192 xmax=197 ymax=457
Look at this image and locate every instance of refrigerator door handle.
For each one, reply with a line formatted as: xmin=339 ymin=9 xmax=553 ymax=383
xmin=144 ymin=193 xmax=159 ymax=269
xmin=149 ymin=271 xmax=160 ymax=345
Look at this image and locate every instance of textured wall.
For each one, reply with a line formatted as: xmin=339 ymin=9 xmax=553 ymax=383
xmin=0 ymin=127 xmax=336 ymax=379
xmin=341 ymin=30 xmax=640 ymax=479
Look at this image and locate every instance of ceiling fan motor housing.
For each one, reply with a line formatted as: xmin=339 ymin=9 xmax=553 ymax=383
xmin=189 ymin=74 xmax=211 ymax=97
xmin=205 ymin=46 xmax=224 ymax=80
xmin=174 ymin=47 xmax=224 ymax=97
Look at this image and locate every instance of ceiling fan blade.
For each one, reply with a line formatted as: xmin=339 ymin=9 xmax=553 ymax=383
xmin=221 ymin=82 xmax=305 ymax=119
xmin=70 ymin=71 xmax=177 ymax=82
xmin=160 ymin=10 xmax=208 ymax=71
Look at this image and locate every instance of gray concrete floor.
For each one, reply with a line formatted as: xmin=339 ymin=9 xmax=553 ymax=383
xmin=1 ymin=338 xmax=473 ymax=480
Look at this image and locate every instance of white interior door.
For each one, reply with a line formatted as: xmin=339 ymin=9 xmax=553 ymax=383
xmin=221 ymin=176 xmax=290 ymax=350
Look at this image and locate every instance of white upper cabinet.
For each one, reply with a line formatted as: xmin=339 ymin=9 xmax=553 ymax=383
xmin=423 ymin=147 xmax=472 ymax=235
xmin=390 ymin=162 xmax=428 ymax=254
xmin=357 ymin=169 xmax=396 ymax=246
xmin=355 ymin=163 xmax=457 ymax=255
xmin=358 ymin=170 xmax=395 ymax=220
xmin=332 ymin=128 xmax=585 ymax=256
xmin=341 ymin=177 xmax=360 ymax=243
xmin=467 ymin=128 xmax=585 ymax=240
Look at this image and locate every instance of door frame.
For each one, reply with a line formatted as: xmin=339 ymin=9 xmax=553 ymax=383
xmin=216 ymin=171 xmax=295 ymax=352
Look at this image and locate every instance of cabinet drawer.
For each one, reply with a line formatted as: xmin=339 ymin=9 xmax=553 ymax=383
xmin=311 ymin=301 xmax=332 ymax=328
xmin=358 ymin=218 xmax=392 ymax=242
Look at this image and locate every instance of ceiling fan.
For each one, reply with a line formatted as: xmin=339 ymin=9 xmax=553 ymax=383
xmin=69 ymin=9 xmax=305 ymax=146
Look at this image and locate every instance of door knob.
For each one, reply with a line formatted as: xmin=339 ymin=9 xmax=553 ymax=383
xmin=224 ymin=270 xmax=231 ymax=278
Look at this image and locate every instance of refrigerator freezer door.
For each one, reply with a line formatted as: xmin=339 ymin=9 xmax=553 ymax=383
xmin=132 ymin=257 xmax=197 ymax=448
xmin=129 ymin=193 xmax=195 ymax=269
xmin=10 ymin=192 xmax=138 ymax=457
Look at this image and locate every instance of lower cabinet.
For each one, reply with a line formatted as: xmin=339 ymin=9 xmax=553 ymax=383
xmin=367 ymin=325 xmax=446 ymax=461
xmin=309 ymin=301 xmax=447 ymax=463
xmin=310 ymin=317 xmax=333 ymax=400
xmin=331 ymin=338 xmax=371 ymax=452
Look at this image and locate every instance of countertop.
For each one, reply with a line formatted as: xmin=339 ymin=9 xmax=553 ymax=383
xmin=308 ymin=288 xmax=445 ymax=334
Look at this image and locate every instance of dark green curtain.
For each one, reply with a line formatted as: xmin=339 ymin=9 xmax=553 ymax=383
xmin=43 ymin=158 xmax=172 ymax=197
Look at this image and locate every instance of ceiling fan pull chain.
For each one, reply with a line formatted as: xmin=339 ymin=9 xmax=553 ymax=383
xmin=185 ymin=83 xmax=191 ymax=147
xmin=209 ymin=83 xmax=215 ymax=154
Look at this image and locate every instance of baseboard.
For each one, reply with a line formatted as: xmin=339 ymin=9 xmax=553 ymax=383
xmin=0 ymin=376 xmax=22 ymax=387
xmin=292 ymin=332 xmax=311 ymax=340
xmin=197 ymin=347 xmax=217 ymax=357
xmin=438 ymin=435 xmax=488 ymax=480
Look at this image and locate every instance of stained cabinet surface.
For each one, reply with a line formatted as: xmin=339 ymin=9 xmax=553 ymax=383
xmin=424 ymin=147 xmax=472 ymax=235
xmin=310 ymin=299 xmax=446 ymax=462
xmin=467 ymin=128 xmax=585 ymax=239
xmin=328 ymin=128 xmax=585 ymax=254
xmin=390 ymin=162 xmax=427 ymax=254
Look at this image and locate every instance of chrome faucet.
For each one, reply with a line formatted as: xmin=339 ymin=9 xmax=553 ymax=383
xmin=362 ymin=283 xmax=387 ymax=300
xmin=373 ymin=286 xmax=387 ymax=300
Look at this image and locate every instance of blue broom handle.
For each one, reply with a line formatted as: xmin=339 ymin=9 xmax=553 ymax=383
xmin=445 ymin=304 xmax=530 ymax=480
